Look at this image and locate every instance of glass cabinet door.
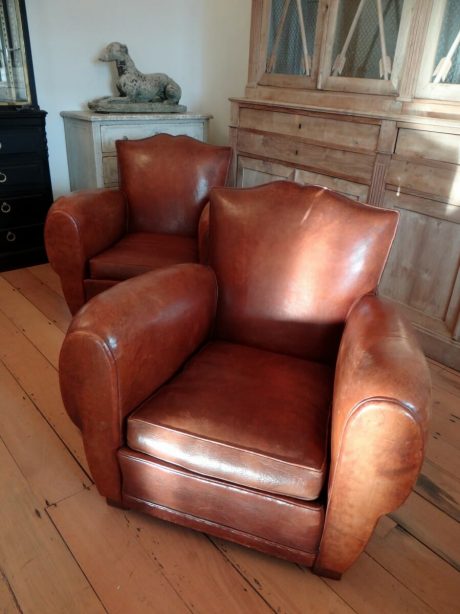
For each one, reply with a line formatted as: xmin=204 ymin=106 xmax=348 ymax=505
xmin=331 ymin=0 xmax=403 ymax=80
xmin=259 ymin=0 xmax=326 ymax=88
xmin=251 ymin=0 xmax=460 ymax=102
xmin=416 ymin=0 xmax=460 ymax=101
xmin=266 ymin=0 xmax=320 ymax=75
xmin=0 ymin=0 xmax=36 ymax=106
xmin=319 ymin=0 xmax=414 ymax=95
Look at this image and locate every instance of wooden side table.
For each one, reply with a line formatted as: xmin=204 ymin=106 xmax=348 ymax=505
xmin=61 ymin=111 xmax=211 ymax=191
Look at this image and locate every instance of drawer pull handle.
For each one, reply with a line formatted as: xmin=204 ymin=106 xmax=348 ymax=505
xmin=1 ymin=202 xmax=11 ymax=213
xmin=0 ymin=142 xmax=2 ymax=149
xmin=6 ymin=231 xmax=16 ymax=242
xmin=0 ymin=172 xmax=7 ymax=183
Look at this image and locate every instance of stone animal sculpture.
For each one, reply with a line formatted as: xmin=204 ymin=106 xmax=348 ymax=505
xmin=88 ymin=42 xmax=185 ymax=112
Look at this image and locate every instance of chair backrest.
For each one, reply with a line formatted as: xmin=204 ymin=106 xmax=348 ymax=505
xmin=116 ymin=134 xmax=231 ymax=236
xmin=209 ymin=182 xmax=399 ymax=364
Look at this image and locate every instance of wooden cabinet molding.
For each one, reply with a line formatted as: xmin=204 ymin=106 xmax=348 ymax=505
xmin=397 ymin=0 xmax=433 ymax=101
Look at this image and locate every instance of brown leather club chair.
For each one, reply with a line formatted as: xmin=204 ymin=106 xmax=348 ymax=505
xmin=59 ymin=182 xmax=431 ymax=579
xmin=45 ymin=133 xmax=231 ymax=314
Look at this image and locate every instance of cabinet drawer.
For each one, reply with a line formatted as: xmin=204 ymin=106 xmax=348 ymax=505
xmin=0 ymin=194 xmax=50 ymax=229
xmin=102 ymin=155 xmax=119 ymax=186
xmin=239 ymin=108 xmax=380 ymax=153
xmin=237 ymin=131 xmax=375 ymax=183
xmin=294 ymin=168 xmax=369 ymax=201
xmin=0 ymin=161 xmax=46 ymax=190
xmin=387 ymin=157 xmax=460 ymax=205
xmin=0 ymin=224 xmax=44 ymax=253
xmin=396 ymin=128 xmax=460 ymax=165
xmin=236 ymin=154 xmax=368 ymax=203
xmin=0 ymin=127 xmax=44 ymax=155
xmin=237 ymin=156 xmax=296 ymax=187
xmin=100 ymin=122 xmax=205 ymax=153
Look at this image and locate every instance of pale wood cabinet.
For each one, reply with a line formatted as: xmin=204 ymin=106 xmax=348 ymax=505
xmin=231 ymin=0 xmax=460 ymax=369
xmin=61 ymin=111 xmax=211 ymax=191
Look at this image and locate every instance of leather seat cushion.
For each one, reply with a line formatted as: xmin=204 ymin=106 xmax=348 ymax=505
xmin=89 ymin=232 xmax=198 ymax=281
xmin=128 ymin=341 xmax=333 ymax=500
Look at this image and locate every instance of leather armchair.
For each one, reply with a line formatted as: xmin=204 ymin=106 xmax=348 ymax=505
xmin=58 ymin=182 xmax=431 ymax=578
xmin=45 ymin=134 xmax=231 ymax=314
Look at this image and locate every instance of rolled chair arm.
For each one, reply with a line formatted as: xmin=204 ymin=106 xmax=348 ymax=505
xmin=314 ymin=294 xmax=431 ymax=578
xmin=59 ymin=263 xmax=218 ymax=501
xmin=45 ymin=188 xmax=127 ymax=314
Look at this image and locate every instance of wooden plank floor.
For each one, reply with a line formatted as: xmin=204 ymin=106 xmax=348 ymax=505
xmin=0 ymin=264 xmax=459 ymax=614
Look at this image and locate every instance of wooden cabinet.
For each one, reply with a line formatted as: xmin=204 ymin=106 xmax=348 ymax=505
xmin=61 ymin=111 xmax=211 ymax=191
xmin=379 ymin=120 xmax=460 ymax=368
xmin=0 ymin=110 xmax=53 ymax=271
xmin=231 ymin=0 xmax=460 ymax=369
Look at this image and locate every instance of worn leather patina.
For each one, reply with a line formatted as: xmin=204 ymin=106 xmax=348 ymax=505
xmin=45 ymin=133 xmax=231 ymax=314
xmin=58 ymin=182 xmax=431 ymax=578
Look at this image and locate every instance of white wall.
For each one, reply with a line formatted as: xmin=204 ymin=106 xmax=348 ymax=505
xmin=25 ymin=0 xmax=251 ymax=197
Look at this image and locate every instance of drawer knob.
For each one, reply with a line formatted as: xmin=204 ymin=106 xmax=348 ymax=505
xmin=1 ymin=202 xmax=11 ymax=213
xmin=6 ymin=231 xmax=16 ymax=242
xmin=0 ymin=172 xmax=7 ymax=183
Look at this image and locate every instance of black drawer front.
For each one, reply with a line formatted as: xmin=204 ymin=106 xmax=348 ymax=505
xmin=0 ymin=161 xmax=45 ymax=190
xmin=0 ymin=127 xmax=44 ymax=155
xmin=0 ymin=224 xmax=44 ymax=253
xmin=0 ymin=194 xmax=51 ymax=228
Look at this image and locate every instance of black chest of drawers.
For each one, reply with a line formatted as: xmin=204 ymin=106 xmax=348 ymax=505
xmin=0 ymin=109 xmax=53 ymax=271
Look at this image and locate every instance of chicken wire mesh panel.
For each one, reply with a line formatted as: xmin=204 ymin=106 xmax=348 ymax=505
xmin=267 ymin=0 xmax=319 ymax=75
xmin=331 ymin=0 xmax=403 ymax=79
xmin=433 ymin=0 xmax=460 ymax=84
